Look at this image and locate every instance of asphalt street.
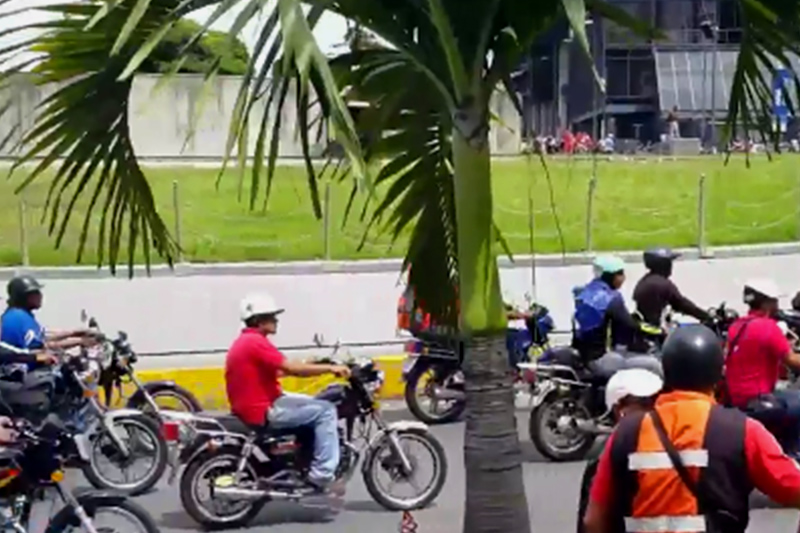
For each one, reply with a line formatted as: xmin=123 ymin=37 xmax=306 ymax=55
xmin=67 ymin=408 xmax=800 ymax=533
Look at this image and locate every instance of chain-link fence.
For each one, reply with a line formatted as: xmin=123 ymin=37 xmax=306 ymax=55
xmin=2 ymin=160 xmax=800 ymax=267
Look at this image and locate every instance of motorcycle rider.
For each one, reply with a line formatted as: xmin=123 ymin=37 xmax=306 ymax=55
xmin=225 ymin=293 xmax=351 ymax=492
xmin=572 ymin=256 xmax=641 ymax=361
xmin=577 ymin=368 xmax=662 ymax=533
xmin=583 ymin=324 xmax=800 ymax=533
xmin=1 ymin=275 xmax=95 ymax=352
xmin=633 ymin=247 xmax=710 ymax=327
xmin=723 ymin=279 xmax=800 ymax=455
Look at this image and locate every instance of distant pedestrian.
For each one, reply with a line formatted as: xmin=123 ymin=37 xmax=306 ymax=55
xmin=666 ymin=106 xmax=680 ymax=138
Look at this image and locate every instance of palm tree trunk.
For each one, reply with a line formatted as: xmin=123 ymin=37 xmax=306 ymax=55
xmin=462 ymin=335 xmax=530 ymax=533
xmin=453 ymin=103 xmax=530 ymax=533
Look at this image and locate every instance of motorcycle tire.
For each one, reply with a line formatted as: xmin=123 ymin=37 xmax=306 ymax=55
xmin=528 ymin=394 xmax=596 ymax=462
xmin=363 ymin=427 xmax=448 ymax=511
xmin=180 ymin=448 xmax=264 ymax=529
xmin=404 ymin=363 xmax=465 ymax=425
xmin=127 ymin=382 xmax=203 ymax=414
xmin=81 ymin=413 xmax=168 ymax=496
xmin=45 ymin=493 xmax=160 ymax=533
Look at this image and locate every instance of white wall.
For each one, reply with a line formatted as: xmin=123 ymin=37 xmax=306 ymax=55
xmin=0 ymin=74 xmax=522 ymax=159
xmin=12 ymin=252 xmax=800 ymax=357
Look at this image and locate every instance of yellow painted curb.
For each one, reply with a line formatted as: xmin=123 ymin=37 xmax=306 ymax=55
xmin=110 ymin=355 xmax=406 ymax=411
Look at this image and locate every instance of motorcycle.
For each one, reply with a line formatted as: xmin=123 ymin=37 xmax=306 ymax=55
xmin=402 ymin=302 xmax=554 ymax=424
xmin=0 ymin=415 xmax=159 ymax=533
xmin=82 ymin=312 xmax=203 ymax=415
xmin=0 ymin=349 xmax=170 ymax=496
xmin=178 ymin=339 xmax=448 ymax=529
xmin=525 ymin=302 xmax=738 ymax=462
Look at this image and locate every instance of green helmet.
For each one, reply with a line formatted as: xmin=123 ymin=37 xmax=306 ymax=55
xmin=593 ymin=255 xmax=626 ymax=277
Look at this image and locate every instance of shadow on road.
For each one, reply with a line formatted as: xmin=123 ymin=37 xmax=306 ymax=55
xmin=343 ymin=500 xmax=399 ymax=513
xmin=159 ymin=502 xmax=339 ymax=531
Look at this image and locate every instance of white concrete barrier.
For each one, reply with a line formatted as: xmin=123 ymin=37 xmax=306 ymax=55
xmin=2 ymin=249 xmax=798 ymax=359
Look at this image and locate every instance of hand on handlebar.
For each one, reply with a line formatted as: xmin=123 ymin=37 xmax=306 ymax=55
xmin=329 ymin=365 xmax=351 ymax=379
xmin=35 ymin=352 xmax=59 ymax=365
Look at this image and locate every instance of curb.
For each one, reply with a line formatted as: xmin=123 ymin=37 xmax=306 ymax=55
xmin=2 ymin=242 xmax=800 ymax=280
xmin=126 ymin=354 xmax=406 ymax=410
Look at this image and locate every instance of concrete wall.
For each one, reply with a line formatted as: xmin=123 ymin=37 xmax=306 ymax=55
xmin=3 ymin=250 xmax=799 ymax=359
xmin=0 ymin=74 xmax=522 ymax=159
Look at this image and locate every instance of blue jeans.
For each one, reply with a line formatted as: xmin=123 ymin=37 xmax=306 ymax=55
xmin=267 ymin=393 xmax=339 ymax=482
xmin=774 ymin=389 xmax=800 ymax=455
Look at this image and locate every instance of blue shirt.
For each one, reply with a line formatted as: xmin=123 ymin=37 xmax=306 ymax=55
xmin=1 ymin=307 xmax=45 ymax=350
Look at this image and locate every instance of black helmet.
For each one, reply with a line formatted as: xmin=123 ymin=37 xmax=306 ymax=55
xmin=6 ymin=275 xmax=43 ymax=307
xmin=661 ymin=324 xmax=723 ymax=392
xmin=643 ymin=247 xmax=680 ymax=276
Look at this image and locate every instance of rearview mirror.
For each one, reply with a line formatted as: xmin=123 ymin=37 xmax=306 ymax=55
xmin=312 ymin=333 xmax=325 ymax=347
xmin=80 ymin=309 xmax=87 ymax=323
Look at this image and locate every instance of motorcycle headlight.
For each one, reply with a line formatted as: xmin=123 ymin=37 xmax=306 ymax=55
xmin=365 ymin=371 xmax=385 ymax=394
xmin=80 ymin=360 xmax=101 ymax=387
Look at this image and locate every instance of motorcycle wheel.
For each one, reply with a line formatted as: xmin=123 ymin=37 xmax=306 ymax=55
xmin=45 ymin=494 xmax=160 ymax=533
xmin=180 ymin=449 xmax=263 ymax=529
xmin=404 ymin=363 xmax=465 ymax=425
xmin=363 ymin=427 xmax=447 ymax=511
xmin=528 ymin=394 xmax=596 ymax=462
xmin=127 ymin=383 xmax=203 ymax=414
xmin=81 ymin=413 xmax=168 ymax=496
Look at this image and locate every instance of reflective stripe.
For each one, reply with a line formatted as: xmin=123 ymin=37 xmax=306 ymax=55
xmin=628 ymin=449 xmax=708 ymax=470
xmin=625 ymin=515 xmax=706 ymax=532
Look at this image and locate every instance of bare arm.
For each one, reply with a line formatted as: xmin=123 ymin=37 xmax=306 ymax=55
xmin=280 ymin=359 xmax=348 ymax=378
xmin=46 ymin=337 xmax=87 ymax=351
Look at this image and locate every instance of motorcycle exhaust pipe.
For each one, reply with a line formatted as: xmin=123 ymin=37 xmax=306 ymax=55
xmin=214 ymin=486 xmax=305 ymax=501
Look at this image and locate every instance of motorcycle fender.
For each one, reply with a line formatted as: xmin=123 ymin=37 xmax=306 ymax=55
xmin=125 ymin=380 xmax=177 ymax=409
xmin=401 ymin=355 xmax=421 ymax=380
xmin=532 ymin=380 xmax=558 ymax=408
xmin=73 ymin=433 xmax=92 ymax=461
xmin=361 ymin=420 xmax=429 ymax=475
xmin=181 ymin=434 xmax=250 ymax=465
xmin=101 ymin=409 xmax=145 ymax=439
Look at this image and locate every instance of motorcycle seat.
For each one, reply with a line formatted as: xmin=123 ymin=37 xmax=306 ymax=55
xmin=543 ymin=346 xmax=583 ymax=368
xmin=215 ymin=413 xmax=310 ymax=439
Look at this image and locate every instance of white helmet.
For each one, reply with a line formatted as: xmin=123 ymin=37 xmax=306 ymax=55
xmin=604 ymin=368 xmax=663 ymax=411
xmin=240 ymin=293 xmax=284 ymax=322
xmin=743 ymin=278 xmax=783 ymax=304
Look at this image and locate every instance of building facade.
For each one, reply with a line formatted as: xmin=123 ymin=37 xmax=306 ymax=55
xmin=518 ymin=0 xmax=755 ymax=143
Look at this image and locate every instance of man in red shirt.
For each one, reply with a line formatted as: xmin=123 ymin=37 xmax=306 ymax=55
xmin=583 ymin=324 xmax=800 ymax=533
xmin=725 ymin=279 xmax=800 ymax=455
xmin=226 ymin=293 xmax=350 ymax=491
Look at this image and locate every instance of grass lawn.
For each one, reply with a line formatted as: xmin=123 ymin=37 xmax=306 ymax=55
xmin=0 ymin=156 xmax=799 ymax=267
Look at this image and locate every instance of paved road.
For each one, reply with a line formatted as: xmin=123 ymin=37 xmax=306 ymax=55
xmin=69 ymin=409 xmax=800 ymax=533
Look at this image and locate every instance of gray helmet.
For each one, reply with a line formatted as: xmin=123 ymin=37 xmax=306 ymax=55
xmin=6 ymin=275 xmax=43 ymax=307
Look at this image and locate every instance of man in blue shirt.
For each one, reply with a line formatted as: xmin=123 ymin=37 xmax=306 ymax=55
xmin=1 ymin=276 xmax=94 ymax=373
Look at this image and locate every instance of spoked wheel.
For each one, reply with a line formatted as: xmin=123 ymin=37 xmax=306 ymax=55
xmin=529 ymin=395 xmax=596 ymax=462
xmin=363 ymin=428 xmax=447 ymax=511
xmin=404 ymin=365 xmax=465 ymax=425
xmin=82 ymin=414 xmax=167 ymax=495
xmin=47 ymin=496 xmax=160 ymax=533
xmin=180 ymin=452 xmax=263 ymax=529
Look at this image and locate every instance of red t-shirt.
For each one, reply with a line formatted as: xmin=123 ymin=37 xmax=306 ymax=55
xmin=225 ymin=329 xmax=285 ymax=425
xmin=725 ymin=313 xmax=792 ymax=408
xmin=589 ymin=413 xmax=800 ymax=509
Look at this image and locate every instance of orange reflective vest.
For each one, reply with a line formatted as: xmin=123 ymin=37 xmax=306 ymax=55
xmin=609 ymin=391 xmax=750 ymax=533
xmin=397 ymin=285 xmax=430 ymax=332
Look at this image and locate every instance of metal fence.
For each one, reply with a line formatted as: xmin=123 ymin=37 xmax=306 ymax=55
xmin=3 ymin=162 xmax=800 ymax=267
